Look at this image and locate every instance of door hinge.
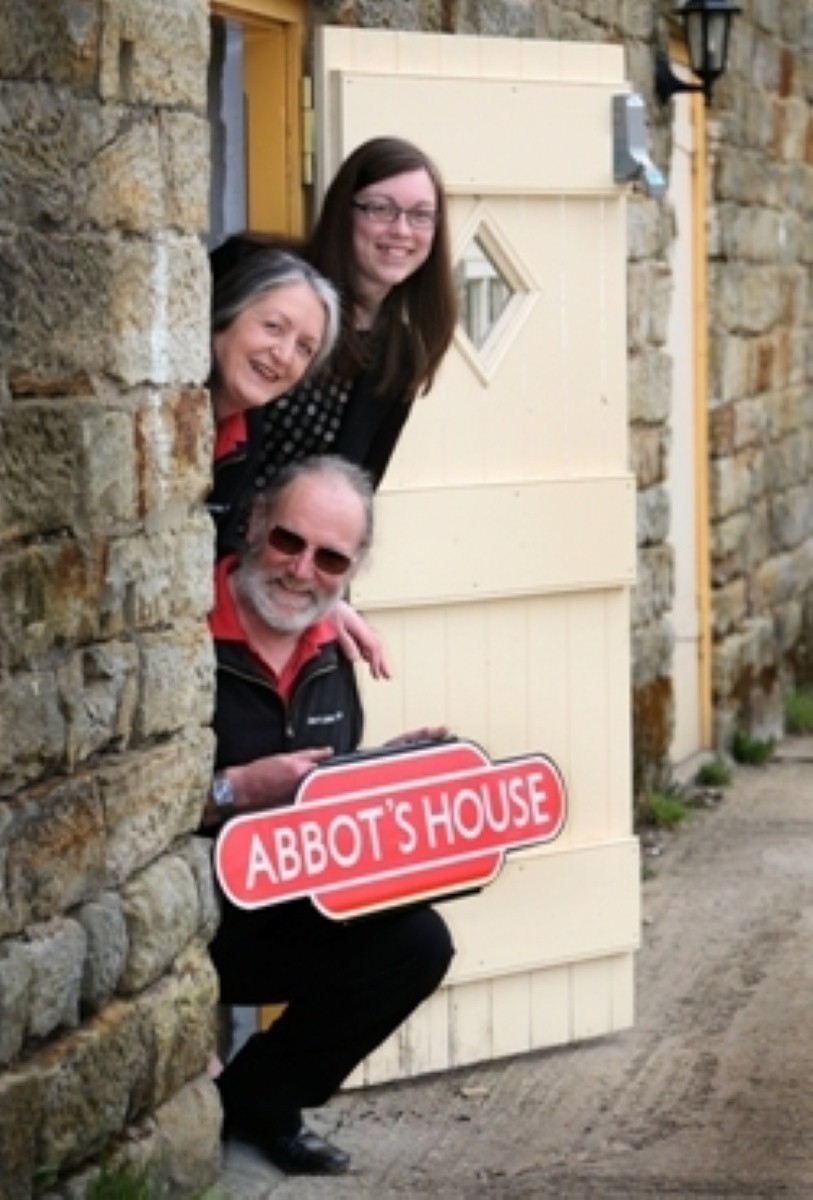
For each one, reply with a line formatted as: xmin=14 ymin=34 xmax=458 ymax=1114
xmin=301 ymin=75 xmax=314 ymax=186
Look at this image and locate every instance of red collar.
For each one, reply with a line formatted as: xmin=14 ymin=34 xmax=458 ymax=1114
xmin=213 ymin=411 xmax=248 ymax=461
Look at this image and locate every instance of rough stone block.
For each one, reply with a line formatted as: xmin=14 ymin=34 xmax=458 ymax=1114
xmin=0 ymin=775 xmax=104 ymax=938
xmin=76 ymin=894 xmax=129 ymax=1013
xmin=0 ymin=400 xmax=137 ymax=540
xmin=631 ymin=545 xmax=674 ymax=626
xmin=136 ymin=624 xmax=215 ymax=740
xmin=178 ymin=836 xmax=221 ymax=945
xmin=100 ymin=515 xmax=215 ymax=634
xmin=0 ymin=0 xmax=100 ymax=86
xmin=1 ymin=234 xmax=209 ymax=393
xmin=98 ymin=0 xmax=209 ymax=109
xmin=0 ymin=86 xmax=104 ymax=229
xmin=0 ymin=541 xmax=96 ymax=670
xmin=0 ymin=405 xmax=86 ymax=539
xmin=85 ymin=116 xmax=164 ymax=232
xmin=636 ymin=484 xmax=670 ymax=547
xmin=120 ymin=855 xmax=201 ymax=994
xmin=109 ymin=238 xmax=210 ymax=386
xmin=160 ymin=111 xmax=211 ymax=234
xmin=630 ymin=424 xmax=668 ymax=488
xmin=712 ymin=579 xmax=748 ymax=638
xmin=770 ymin=484 xmax=812 ymax=551
xmin=98 ymin=730 xmax=214 ymax=888
xmin=38 ymin=1000 xmax=152 ymax=1173
xmin=628 ymin=348 xmax=671 ymax=424
xmin=78 ymin=409 xmax=139 ymax=526
xmin=3 ymin=235 xmax=115 ymax=394
xmin=153 ymin=1075 xmax=223 ymax=1196
xmin=0 ymin=1066 xmax=43 ymax=1200
xmin=135 ymin=387 xmax=214 ymax=519
xmin=711 ymin=336 xmax=750 ymax=406
xmin=0 ymin=668 xmax=66 ymax=796
xmin=139 ymin=944 xmax=219 ymax=1106
xmin=710 ymin=450 xmax=765 ymax=520
xmin=767 ymin=429 xmax=810 ymax=489
xmin=24 ymin=917 xmax=87 ymax=1040
xmin=56 ymin=642 xmax=140 ymax=768
xmin=0 ymin=938 xmax=32 ymax=1064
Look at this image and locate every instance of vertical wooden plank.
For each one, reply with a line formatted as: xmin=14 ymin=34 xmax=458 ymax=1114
xmin=449 ymin=978 xmax=493 ymax=1067
xmin=530 ymin=964 xmax=573 ymax=1047
xmin=490 ymin=974 xmax=534 ymax=1058
xmin=571 ymin=956 xmax=615 ymax=1041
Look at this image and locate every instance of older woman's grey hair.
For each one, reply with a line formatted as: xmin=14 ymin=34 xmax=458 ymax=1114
xmin=212 ymin=250 xmax=341 ymax=379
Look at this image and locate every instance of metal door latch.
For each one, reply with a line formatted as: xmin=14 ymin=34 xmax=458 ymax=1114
xmin=612 ymin=93 xmax=666 ymax=198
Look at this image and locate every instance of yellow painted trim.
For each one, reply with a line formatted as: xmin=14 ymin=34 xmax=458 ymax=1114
xmin=212 ymin=0 xmax=303 ymax=23
xmin=210 ymin=0 xmax=306 ymax=233
xmin=690 ymin=93 xmax=713 ymax=748
xmin=668 ymin=36 xmax=713 ymax=749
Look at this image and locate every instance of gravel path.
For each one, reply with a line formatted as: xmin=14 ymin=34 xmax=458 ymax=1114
xmin=219 ymin=738 xmax=813 ymax=1199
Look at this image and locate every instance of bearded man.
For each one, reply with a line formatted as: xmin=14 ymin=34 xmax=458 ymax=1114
xmin=202 ymin=455 xmax=453 ymax=1177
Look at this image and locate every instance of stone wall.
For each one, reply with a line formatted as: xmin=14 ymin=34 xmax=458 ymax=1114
xmin=0 ymin=1 xmax=221 ymax=1196
xmin=705 ymin=4 xmax=813 ymax=745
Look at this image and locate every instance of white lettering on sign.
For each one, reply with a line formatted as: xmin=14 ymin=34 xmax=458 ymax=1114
xmin=243 ymin=772 xmax=550 ymax=890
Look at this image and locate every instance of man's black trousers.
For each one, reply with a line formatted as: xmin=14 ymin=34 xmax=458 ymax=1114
xmin=211 ymin=897 xmax=454 ymax=1133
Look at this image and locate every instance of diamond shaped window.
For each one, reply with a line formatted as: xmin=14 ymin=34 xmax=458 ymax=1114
xmin=455 ymin=236 xmax=515 ymax=350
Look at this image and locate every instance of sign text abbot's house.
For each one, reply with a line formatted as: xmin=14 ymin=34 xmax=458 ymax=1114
xmin=216 ymin=738 xmax=567 ymax=919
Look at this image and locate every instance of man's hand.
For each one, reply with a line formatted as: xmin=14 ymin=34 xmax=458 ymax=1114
xmin=228 ymin=747 xmax=334 ymax=812
xmin=334 ymin=600 xmax=392 ymax=680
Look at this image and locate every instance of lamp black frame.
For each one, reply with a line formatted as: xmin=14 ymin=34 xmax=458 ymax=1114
xmin=656 ymin=0 xmax=741 ymax=105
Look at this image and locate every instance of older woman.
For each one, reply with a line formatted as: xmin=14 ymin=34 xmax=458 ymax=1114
xmin=207 ymin=250 xmax=340 ymax=559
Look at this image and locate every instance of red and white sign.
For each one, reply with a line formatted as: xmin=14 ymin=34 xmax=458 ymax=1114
xmin=215 ymin=739 xmax=567 ymax=919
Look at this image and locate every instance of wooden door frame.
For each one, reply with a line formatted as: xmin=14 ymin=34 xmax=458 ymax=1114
xmin=210 ymin=0 xmax=306 ymax=233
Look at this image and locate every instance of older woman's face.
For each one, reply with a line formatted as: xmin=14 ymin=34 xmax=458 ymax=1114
xmin=211 ymin=282 xmax=327 ymax=420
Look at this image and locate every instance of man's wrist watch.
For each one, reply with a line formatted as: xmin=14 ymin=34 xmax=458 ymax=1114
xmin=211 ymin=772 xmax=236 ymax=814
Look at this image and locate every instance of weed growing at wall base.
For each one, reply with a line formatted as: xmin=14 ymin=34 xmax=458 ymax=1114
xmin=731 ymin=730 xmax=776 ymax=766
xmin=88 ymin=1166 xmax=153 ymax=1200
xmin=694 ymin=757 xmax=732 ymax=787
xmin=638 ymin=791 xmax=691 ymax=830
xmin=785 ymin=689 xmax=813 ymax=735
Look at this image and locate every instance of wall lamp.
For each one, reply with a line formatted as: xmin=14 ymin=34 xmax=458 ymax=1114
xmin=656 ymin=0 xmax=740 ymax=104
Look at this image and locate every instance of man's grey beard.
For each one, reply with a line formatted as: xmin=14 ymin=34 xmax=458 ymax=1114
xmin=233 ymin=554 xmax=338 ymax=635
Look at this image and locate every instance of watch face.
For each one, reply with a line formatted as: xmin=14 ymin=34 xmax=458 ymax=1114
xmin=213 ymin=775 xmax=235 ymax=809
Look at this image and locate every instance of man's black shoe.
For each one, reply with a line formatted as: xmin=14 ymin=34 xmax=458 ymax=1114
xmin=230 ymin=1120 xmax=351 ymax=1175
xmin=266 ymin=1125 xmax=350 ymax=1175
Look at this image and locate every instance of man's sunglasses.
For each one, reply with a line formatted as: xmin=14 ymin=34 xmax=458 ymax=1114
xmin=267 ymin=524 xmax=355 ymax=577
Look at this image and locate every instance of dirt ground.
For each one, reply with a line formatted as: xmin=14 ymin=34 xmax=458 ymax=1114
xmin=219 ymin=737 xmax=813 ymax=1199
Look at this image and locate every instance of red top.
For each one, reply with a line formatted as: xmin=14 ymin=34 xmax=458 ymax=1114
xmin=213 ymin=412 xmax=248 ymax=462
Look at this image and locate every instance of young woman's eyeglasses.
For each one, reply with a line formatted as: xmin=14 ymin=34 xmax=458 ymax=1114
xmin=267 ymin=524 xmax=355 ymax=576
xmin=352 ymin=199 xmax=437 ymax=230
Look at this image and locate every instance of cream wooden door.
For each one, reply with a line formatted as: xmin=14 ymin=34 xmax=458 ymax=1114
xmin=315 ymin=28 xmax=640 ymax=1084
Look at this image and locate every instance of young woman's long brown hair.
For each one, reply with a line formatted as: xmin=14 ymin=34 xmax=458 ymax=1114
xmin=308 ymin=136 xmax=458 ymax=400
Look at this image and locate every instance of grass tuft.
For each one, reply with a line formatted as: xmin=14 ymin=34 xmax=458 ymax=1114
xmin=694 ymin=758 xmax=732 ymax=787
xmin=785 ymin=689 xmax=813 ymax=736
xmin=638 ymin=791 xmax=690 ymax=830
xmin=88 ymin=1167 xmax=153 ymax=1200
xmin=731 ymin=729 xmax=775 ymax=766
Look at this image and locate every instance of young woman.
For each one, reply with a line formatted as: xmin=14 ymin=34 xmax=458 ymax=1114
xmin=255 ymin=136 xmax=458 ymax=492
